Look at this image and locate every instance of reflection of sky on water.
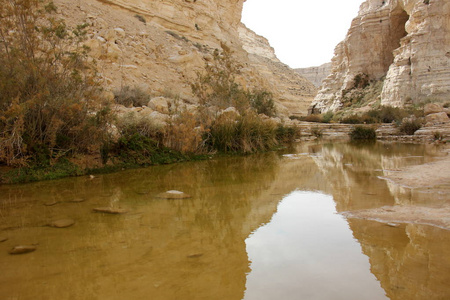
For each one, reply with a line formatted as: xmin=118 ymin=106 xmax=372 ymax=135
xmin=244 ymin=191 xmax=388 ymax=300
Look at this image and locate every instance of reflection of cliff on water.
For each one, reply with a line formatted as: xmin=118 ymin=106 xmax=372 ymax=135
xmin=310 ymin=142 xmax=450 ymax=300
xmin=1 ymin=142 xmax=448 ymax=300
xmin=0 ymin=149 xmax=324 ymax=300
xmin=310 ymin=142 xmax=444 ymax=212
xmin=350 ymin=219 xmax=450 ymax=300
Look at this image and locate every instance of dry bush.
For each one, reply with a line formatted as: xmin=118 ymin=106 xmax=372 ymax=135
xmin=0 ymin=0 xmax=110 ymax=166
xmin=164 ymin=111 xmax=207 ymax=153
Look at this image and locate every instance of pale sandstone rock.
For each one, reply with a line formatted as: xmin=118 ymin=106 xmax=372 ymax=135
xmin=295 ymin=63 xmax=332 ymax=88
xmin=312 ymin=0 xmax=450 ymax=113
xmin=424 ymin=103 xmax=443 ymax=115
xmin=149 ymin=97 xmax=170 ymax=114
xmin=425 ymin=112 xmax=450 ymax=125
xmin=54 ymin=0 xmax=315 ymax=117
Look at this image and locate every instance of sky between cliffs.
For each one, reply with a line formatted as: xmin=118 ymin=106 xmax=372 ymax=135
xmin=242 ymin=0 xmax=363 ymax=69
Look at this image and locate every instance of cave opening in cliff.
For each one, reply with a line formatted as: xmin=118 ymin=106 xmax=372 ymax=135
xmin=383 ymin=7 xmax=409 ymax=73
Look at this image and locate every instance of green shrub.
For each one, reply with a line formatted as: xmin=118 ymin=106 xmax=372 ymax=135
xmin=399 ymin=119 xmax=422 ymax=135
xmin=249 ymin=90 xmax=276 ymax=117
xmin=367 ymin=106 xmax=406 ymax=123
xmin=322 ymin=111 xmax=334 ymax=123
xmin=341 ymin=115 xmax=363 ymax=124
xmin=350 ymin=126 xmax=377 ymax=141
xmin=134 ymin=14 xmax=146 ymax=24
xmin=206 ymin=112 xmax=279 ymax=153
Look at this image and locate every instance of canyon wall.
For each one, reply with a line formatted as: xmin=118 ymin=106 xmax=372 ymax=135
xmin=54 ymin=0 xmax=316 ymax=116
xmin=312 ymin=0 xmax=450 ymax=113
xmin=295 ymin=63 xmax=332 ymax=88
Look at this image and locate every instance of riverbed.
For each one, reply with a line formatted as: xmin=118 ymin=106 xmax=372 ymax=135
xmin=0 ymin=142 xmax=449 ymax=300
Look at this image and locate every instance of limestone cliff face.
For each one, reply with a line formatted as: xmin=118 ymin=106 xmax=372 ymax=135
xmin=54 ymin=0 xmax=315 ymax=116
xmin=295 ymin=63 xmax=332 ymax=88
xmin=238 ymin=25 xmax=317 ymax=115
xmin=312 ymin=0 xmax=450 ymax=113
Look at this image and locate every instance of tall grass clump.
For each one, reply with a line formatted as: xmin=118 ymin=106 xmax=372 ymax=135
xmin=0 ymin=0 xmax=110 ymax=167
xmin=350 ymin=126 xmax=377 ymax=141
xmin=190 ymin=47 xmax=295 ymax=153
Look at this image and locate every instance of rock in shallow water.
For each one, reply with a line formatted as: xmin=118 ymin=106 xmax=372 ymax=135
xmin=93 ymin=207 xmax=128 ymax=214
xmin=49 ymin=219 xmax=75 ymax=228
xmin=156 ymin=190 xmax=191 ymax=199
xmin=0 ymin=236 xmax=8 ymax=243
xmin=9 ymin=245 xmax=37 ymax=255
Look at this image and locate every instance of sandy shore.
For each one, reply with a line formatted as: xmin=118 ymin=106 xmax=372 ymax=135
xmin=382 ymin=145 xmax=450 ymax=188
xmin=343 ymin=144 xmax=450 ymax=230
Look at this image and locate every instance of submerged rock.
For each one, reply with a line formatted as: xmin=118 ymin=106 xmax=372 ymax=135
xmin=69 ymin=198 xmax=86 ymax=203
xmin=0 ymin=236 xmax=8 ymax=243
xmin=156 ymin=190 xmax=191 ymax=199
xmin=9 ymin=245 xmax=37 ymax=255
xmin=93 ymin=207 xmax=128 ymax=214
xmin=49 ymin=219 xmax=76 ymax=228
xmin=44 ymin=201 xmax=60 ymax=206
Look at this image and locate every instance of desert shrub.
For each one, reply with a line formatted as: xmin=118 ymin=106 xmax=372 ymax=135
xmin=367 ymin=106 xmax=407 ymax=123
xmin=276 ymin=125 xmax=299 ymax=144
xmin=399 ymin=119 xmax=422 ymax=135
xmin=248 ymin=90 xmax=276 ymax=117
xmin=206 ymin=112 xmax=279 ymax=153
xmin=191 ymin=48 xmax=249 ymax=111
xmin=164 ymin=110 xmax=206 ymax=153
xmin=341 ymin=115 xmax=363 ymax=124
xmin=114 ymin=86 xmax=150 ymax=107
xmin=350 ymin=126 xmax=377 ymax=141
xmin=322 ymin=111 xmax=334 ymax=123
xmin=134 ymin=14 xmax=146 ymax=24
xmin=0 ymin=0 xmax=110 ymax=166
xmin=116 ymin=113 xmax=165 ymax=145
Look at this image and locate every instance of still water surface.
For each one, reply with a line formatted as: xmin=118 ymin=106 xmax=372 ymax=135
xmin=0 ymin=142 xmax=449 ymax=300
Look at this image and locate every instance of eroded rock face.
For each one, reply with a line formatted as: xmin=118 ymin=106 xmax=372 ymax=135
xmin=53 ymin=0 xmax=314 ymax=116
xmin=295 ymin=63 xmax=332 ymax=88
xmin=238 ymin=25 xmax=317 ymax=115
xmin=312 ymin=0 xmax=450 ymax=113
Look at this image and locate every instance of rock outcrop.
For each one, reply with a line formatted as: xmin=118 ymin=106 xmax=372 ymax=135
xmin=295 ymin=63 xmax=332 ymax=88
xmin=312 ymin=0 xmax=450 ymax=113
xmin=54 ymin=0 xmax=315 ymax=116
xmin=238 ymin=25 xmax=317 ymax=115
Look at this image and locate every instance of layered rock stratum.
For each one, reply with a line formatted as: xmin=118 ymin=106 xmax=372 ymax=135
xmin=54 ymin=0 xmax=316 ymax=116
xmin=295 ymin=63 xmax=332 ymax=88
xmin=312 ymin=0 xmax=450 ymax=113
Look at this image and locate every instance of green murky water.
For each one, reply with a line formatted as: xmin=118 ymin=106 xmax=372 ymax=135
xmin=0 ymin=142 xmax=449 ymax=300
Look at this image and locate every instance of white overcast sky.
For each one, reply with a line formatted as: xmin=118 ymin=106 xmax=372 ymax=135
xmin=242 ymin=0 xmax=363 ymax=68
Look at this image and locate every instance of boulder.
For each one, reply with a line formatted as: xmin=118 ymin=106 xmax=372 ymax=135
xmin=49 ymin=219 xmax=76 ymax=228
xmin=424 ymin=103 xmax=444 ymax=116
xmin=156 ymin=190 xmax=191 ymax=199
xmin=9 ymin=245 xmax=37 ymax=255
xmin=425 ymin=112 xmax=450 ymax=126
xmin=93 ymin=207 xmax=128 ymax=214
xmin=148 ymin=97 xmax=171 ymax=114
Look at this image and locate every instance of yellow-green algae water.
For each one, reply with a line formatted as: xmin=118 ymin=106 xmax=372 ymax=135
xmin=0 ymin=142 xmax=449 ymax=300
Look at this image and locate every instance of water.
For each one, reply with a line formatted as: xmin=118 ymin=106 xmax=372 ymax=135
xmin=0 ymin=142 xmax=449 ymax=300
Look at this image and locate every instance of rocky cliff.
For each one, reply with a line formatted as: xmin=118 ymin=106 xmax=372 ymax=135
xmin=54 ymin=0 xmax=315 ymax=116
xmin=312 ymin=0 xmax=450 ymax=113
xmin=295 ymin=63 xmax=332 ymax=88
